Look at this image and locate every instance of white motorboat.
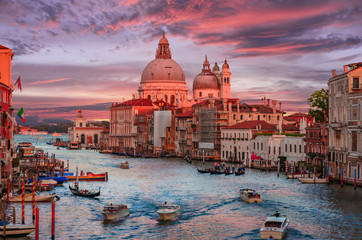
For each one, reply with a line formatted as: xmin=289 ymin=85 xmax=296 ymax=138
xmin=119 ymin=161 xmax=130 ymax=169
xmin=0 ymin=223 xmax=35 ymax=237
xmin=239 ymin=188 xmax=263 ymax=203
xmin=260 ymin=212 xmax=290 ymax=239
xmin=298 ymin=177 xmax=327 ymax=184
xmin=101 ymin=204 xmax=130 ymax=220
xmin=156 ymin=204 xmax=181 ymax=221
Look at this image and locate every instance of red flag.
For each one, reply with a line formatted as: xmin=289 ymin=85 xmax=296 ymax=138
xmin=15 ymin=74 xmax=22 ymax=91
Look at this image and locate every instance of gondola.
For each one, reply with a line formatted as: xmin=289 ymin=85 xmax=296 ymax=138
xmin=69 ymin=185 xmax=100 ymax=197
xmin=235 ymin=170 xmax=245 ymax=175
xmin=197 ymin=168 xmax=210 ymax=173
xmin=224 ymin=171 xmax=233 ymax=175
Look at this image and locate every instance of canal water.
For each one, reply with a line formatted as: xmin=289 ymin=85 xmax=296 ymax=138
xmin=12 ymin=135 xmax=361 ymax=239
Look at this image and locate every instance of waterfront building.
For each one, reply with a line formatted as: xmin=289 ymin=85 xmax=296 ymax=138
xmin=68 ymin=109 xmax=104 ymax=148
xmin=220 ymin=120 xmax=275 ymax=164
xmin=175 ymin=110 xmax=193 ymax=157
xmin=346 ymin=63 xmax=362 ymax=185
xmin=138 ymin=33 xmax=189 ymax=107
xmin=0 ymin=45 xmax=16 ymax=181
xmin=191 ymin=96 xmax=284 ymax=159
xmin=109 ymin=98 xmax=157 ymax=154
xmin=305 ymin=123 xmax=328 ymax=171
xmin=328 ymin=63 xmax=362 ymax=184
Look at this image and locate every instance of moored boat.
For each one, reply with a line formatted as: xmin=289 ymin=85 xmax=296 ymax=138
xmin=239 ymin=188 xmax=263 ymax=203
xmin=0 ymin=223 xmax=35 ymax=237
xmin=235 ymin=169 xmax=245 ymax=175
xmin=99 ymin=149 xmax=112 ymax=154
xmin=39 ymin=179 xmax=58 ymax=187
xmin=298 ymin=177 xmax=327 ymax=184
xmin=67 ymin=172 xmax=108 ymax=181
xmin=119 ymin=161 xmax=129 ymax=169
xmin=197 ymin=168 xmax=210 ymax=173
xmin=101 ymin=204 xmax=130 ymax=220
xmin=156 ymin=203 xmax=181 ymax=221
xmin=9 ymin=192 xmax=58 ymax=202
xmin=260 ymin=212 xmax=290 ymax=239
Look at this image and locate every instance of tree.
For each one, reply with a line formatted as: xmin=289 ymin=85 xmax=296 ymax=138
xmin=307 ymin=88 xmax=329 ymax=123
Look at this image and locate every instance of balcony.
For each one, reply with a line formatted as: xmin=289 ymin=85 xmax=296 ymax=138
xmin=330 ymin=122 xmax=342 ymax=129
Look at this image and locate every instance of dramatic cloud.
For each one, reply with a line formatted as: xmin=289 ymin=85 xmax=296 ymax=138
xmin=1 ymin=0 xmax=362 ymax=121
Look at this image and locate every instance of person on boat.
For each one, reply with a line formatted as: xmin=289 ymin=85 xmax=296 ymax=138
xmin=252 ymin=190 xmax=256 ymax=196
xmin=273 ymin=211 xmax=280 ymax=217
xmin=163 ymin=201 xmax=167 ymax=206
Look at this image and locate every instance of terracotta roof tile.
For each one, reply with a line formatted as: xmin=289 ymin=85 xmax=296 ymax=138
xmin=223 ymin=120 xmax=276 ymax=130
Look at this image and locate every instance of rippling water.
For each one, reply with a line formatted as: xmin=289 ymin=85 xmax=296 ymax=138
xmin=12 ymin=135 xmax=362 ymax=239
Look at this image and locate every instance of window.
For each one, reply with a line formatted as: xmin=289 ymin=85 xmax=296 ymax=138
xmin=352 ymin=131 xmax=357 ymax=151
xmin=279 ymin=147 xmax=281 ymax=155
xmin=257 ymin=115 xmax=260 ymax=120
xmin=261 ymin=143 xmax=263 ymax=150
xmin=257 ymin=142 xmax=259 ymax=150
xmin=285 ymin=144 xmax=287 ymax=152
xmin=199 ymin=92 xmax=202 ymax=97
xmin=233 ymin=114 xmax=236 ymax=120
xmin=353 ymin=77 xmax=359 ymax=89
xmin=240 ymin=115 xmax=243 ymax=120
xmin=299 ymin=145 xmax=302 ymax=153
xmin=294 ymin=144 xmax=297 ymax=153
xmin=277 ymin=116 xmax=280 ymax=120
xmin=269 ymin=146 xmax=271 ymax=154
xmin=80 ymin=123 xmax=82 ymax=127
xmin=222 ymin=151 xmax=224 ymax=158
xmin=290 ymin=144 xmax=292 ymax=152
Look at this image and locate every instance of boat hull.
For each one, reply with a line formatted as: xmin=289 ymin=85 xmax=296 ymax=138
xmin=260 ymin=230 xmax=285 ymax=239
xmin=67 ymin=172 xmax=108 ymax=181
xmin=9 ymin=193 xmax=57 ymax=202
xmin=240 ymin=194 xmax=263 ymax=203
xmin=157 ymin=210 xmax=180 ymax=221
xmin=298 ymin=177 xmax=327 ymax=184
xmin=0 ymin=224 xmax=35 ymax=236
xmin=101 ymin=209 xmax=130 ymax=220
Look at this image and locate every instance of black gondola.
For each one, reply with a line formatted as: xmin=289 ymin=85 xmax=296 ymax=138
xmin=69 ymin=185 xmax=100 ymax=197
xmin=235 ymin=170 xmax=245 ymax=176
xmin=197 ymin=168 xmax=210 ymax=173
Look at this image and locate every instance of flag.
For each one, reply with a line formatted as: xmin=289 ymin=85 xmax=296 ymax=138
xmin=17 ymin=107 xmax=26 ymax=123
xmin=14 ymin=74 xmax=22 ymax=91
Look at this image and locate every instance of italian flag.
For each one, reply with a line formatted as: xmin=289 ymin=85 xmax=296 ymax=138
xmin=17 ymin=107 xmax=26 ymax=123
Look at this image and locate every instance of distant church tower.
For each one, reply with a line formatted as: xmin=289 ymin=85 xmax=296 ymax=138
xmin=220 ymin=59 xmax=231 ymax=99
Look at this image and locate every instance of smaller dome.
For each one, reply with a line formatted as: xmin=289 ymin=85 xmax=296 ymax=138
xmin=193 ymin=72 xmax=220 ymax=90
xmin=213 ymin=62 xmax=219 ymax=72
xmin=222 ymin=59 xmax=229 ymax=70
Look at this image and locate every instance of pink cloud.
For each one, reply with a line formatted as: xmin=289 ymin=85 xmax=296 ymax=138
xmin=30 ymin=78 xmax=70 ymax=85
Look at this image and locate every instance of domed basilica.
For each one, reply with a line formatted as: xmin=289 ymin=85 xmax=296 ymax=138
xmin=138 ymin=33 xmax=231 ymax=107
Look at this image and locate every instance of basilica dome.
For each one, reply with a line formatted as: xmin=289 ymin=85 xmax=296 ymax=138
xmin=141 ymin=58 xmax=185 ymax=83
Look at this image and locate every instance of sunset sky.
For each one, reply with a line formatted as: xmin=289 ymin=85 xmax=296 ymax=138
xmin=1 ymin=0 xmax=362 ymax=123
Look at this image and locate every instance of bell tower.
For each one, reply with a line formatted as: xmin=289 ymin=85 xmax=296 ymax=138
xmin=220 ymin=58 xmax=231 ymax=99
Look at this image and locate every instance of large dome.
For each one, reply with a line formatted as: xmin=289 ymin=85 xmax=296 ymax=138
xmin=193 ymin=72 xmax=220 ymax=90
xmin=141 ymin=58 xmax=185 ymax=83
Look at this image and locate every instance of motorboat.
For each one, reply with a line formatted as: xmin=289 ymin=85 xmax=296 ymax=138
xmin=298 ymin=177 xmax=327 ymax=184
xmin=260 ymin=212 xmax=290 ymax=239
xmin=239 ymin=188 xmax=263 ymax=203
xmin=9 ymin=192 xmax=58 ymax=202
xmin=39 ymin=179 xmax=58 ymax=187
xmin=119 ymin=161 xmax=130 ymax=169
xmin=101 ymin=204 xmax=130 ymax=220
xmin=156 ymin=204 xmax=181 ymax=221
xmin=99 ymin=149 xmax=112 ymax=154
xmin=0 ymin=223 xmax=35 ymax=237
xmin=51 ymin=132 xmax=62 ymax=137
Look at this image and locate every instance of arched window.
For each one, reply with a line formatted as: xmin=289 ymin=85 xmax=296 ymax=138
xmin=171 ymin=95 xmax=175 ymax=105
xmin=147 ymin=95 xmax=151 ymax=99
xmin=164 ymin=95 xmax=168 ymax=102
xmin=224 ymin=77 xmax=226 ymax=83
xmin=227 ymin=77 xmax=229 ymax=83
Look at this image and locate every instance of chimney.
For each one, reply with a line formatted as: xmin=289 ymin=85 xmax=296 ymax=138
xmin=261 ymin=98 xmax=263 ymax=104
xmin=264 ymin=97 xmax=266 ymax=105
xmin=237 ymin=99 xmax=240 ymax=113
xmin=267 ymin=99 xmax=270 ymax=107
xmin=344 ymin=65 xmax=348 ymax=73
xmin=332 ymin=69 xmax=336 ymax=77
xmin=272 ymin=100 xmax=277 ymax=113
xmin=279 ymin=101 xmax=282 ymax=112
